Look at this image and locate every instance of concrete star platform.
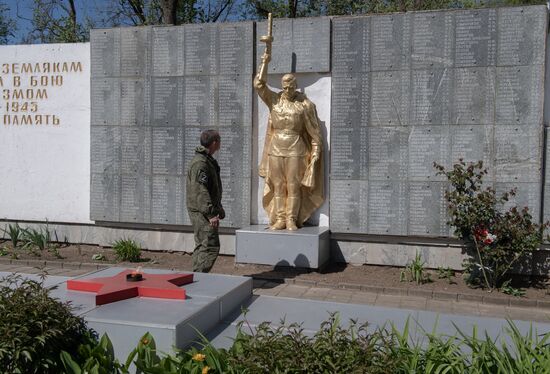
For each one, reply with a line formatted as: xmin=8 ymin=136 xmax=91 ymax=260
xmin=67 ymin=269 xmax=194 ymax=305
xmin=32 ymin=267 xmax=252 ymax=360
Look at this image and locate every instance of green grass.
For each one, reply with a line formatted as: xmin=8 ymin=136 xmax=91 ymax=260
xmin=21 ymin=226 xmax=51 ymax=253
xmin=401 ymin=251 xmax=432 ymax=284
xmin=112 ymin=238 xmax=141 ymax=262
xmin=2 ymin=223 xmax=23 ymax=248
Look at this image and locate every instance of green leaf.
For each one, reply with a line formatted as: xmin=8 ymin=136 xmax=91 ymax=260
xmin=60 ymin=351 xmax=82 ymax=374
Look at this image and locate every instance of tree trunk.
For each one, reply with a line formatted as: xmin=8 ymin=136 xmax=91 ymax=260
xmin=161 ymin=0 xmax=178 ymax=24
xmin=68 ymin=0 xmax=77 ymax=41
xmin=289 ymin=0 xmax=297 ymax=18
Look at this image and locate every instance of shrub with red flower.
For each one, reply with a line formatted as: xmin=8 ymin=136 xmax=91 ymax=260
xmin=435 ymin=160 xmax=548 ymax=291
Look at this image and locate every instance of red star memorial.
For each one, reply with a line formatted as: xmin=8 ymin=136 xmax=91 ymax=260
xmin=67 ymin=270 xmax=194 ymax=305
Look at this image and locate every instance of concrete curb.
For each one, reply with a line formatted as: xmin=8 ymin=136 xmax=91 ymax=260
xmin=1 ymin=257 xmax=549 ymax=310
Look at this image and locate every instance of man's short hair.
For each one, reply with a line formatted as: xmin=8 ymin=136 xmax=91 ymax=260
xmin=282 ymin=73 xmax=296 ymax=85
xmin=200 ymin=129 xmax=220 ymax=147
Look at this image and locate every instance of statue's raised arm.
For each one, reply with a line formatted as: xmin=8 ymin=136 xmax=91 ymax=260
xmin=254 ymin=13 xmax=275 ymax=108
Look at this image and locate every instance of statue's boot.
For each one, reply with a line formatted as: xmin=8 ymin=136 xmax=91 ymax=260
xmin=286 ymin=196 xmax=300 ymax=231
xmin=270 ymin=196 xmax=286 ymax=230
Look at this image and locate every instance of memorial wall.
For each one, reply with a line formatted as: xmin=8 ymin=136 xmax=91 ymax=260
xmin=90 ymin=23 xmax=255 ymax=227
xmin=89 ymin=5 xmax=549 ymax=237
xmin=330 ymin=6 xmax=547 ymax=236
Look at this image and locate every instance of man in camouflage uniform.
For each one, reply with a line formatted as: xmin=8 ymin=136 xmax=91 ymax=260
xmin=186 ymin=130 xmax=224 ymax=273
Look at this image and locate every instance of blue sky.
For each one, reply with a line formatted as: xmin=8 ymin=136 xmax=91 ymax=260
xmin=3 ymin=0 xmax=114 ymax=44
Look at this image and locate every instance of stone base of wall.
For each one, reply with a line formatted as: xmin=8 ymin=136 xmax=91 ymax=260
xmin=0 ymin=220 xmax=236 ymax=255
xmin=332 ymin=239 xmax=466 ymax=269
xmin=333 ymin=238 xmax=550 ymax=277
xmin=2 ymin=220 xmax=549 ymax=276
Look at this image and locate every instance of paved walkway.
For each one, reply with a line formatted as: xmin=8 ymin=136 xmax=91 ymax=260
xmin=2 ymin=262 xmax=549 ymax=323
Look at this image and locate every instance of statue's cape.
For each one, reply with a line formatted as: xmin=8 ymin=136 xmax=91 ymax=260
xmin=259 ymin=94 xmax=324 ymax=225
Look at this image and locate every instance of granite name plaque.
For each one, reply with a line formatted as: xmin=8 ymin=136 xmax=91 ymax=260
xmin=91 ymin=29 xmax=121 ymax=77
xmin=408 ymin=182 xmax=448 ymax=236
xmin=494 ymin=126 xmax=542 ymax=182
xmin=151 ymin=175 xmax=187 ymax=225
xmin=150 ymin=77 xmax=184 ymax=126
xmin=120 ymin=27 xmax=150 ymax=77
xmin=332 ymin=17 xmax=370 ymax=75
xmin=367 ymin=180 xmax=408 ymax=235
xmin=497 ymin=6 xmax=546 ymax=66
xmin=371 ymin=14 xmax=411 ymax=71
xmin=90 ymin=173 xmax=120 ymax=222
xmin=255 ymin=17 xmax=330 ymax=73
xmin=91 ymin=78 xmax=120 ymax=126
xmin=185 ymin=23 xmax=218 ymax=76
xmin=91 ymin=126 xmax=121 ymax=174
xmin=410 ymin=69 xmax=451 ymax=125
xmin=152 ymin=26 xmax=185 ymax=77
xmin=329 ymin=180 xmax=367 ymax=233
xmin=454 ymin=9 xmax=497 ymax=67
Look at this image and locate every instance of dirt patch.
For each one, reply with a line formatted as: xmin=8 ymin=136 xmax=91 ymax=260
xmin=1 ymin=239 xmax=549 ymax=301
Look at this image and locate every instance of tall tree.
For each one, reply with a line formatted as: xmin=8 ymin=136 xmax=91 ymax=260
xmin=193 ymin=0 xmax=237 ymax=22
xmin=25 ymin=0 xmax=89 ymax=43
xmin=0 ymin=2 xmax=16 ymax=44
xmin=243 ymin=0 xmax=327 ymax=19
xmin=103 ymin=0 xmax=237 ymax=25
xmin=177 ymin=0 xmax=199 ymax=23
xmin=102 ymin=0 xmax=162 ymax=26
xmin=242 ymin=0 xmax=484 ymax=19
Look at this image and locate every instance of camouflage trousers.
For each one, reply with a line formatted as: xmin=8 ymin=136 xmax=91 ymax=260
xmin=188 ymin=211 xmax=220 ymax=273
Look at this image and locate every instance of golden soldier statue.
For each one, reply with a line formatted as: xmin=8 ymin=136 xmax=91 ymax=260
xmin=254 ymin=14 xmax=324 ymax=231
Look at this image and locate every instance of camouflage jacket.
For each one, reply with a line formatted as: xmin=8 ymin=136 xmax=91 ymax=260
xmin=186 ymin=146 xmax=224 ymax=219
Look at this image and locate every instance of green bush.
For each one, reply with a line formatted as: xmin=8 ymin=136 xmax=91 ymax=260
xmin=112 ymin=238 xmax=142 ymax=262
xmin=228 ymin=313 xmax=395 ymax=373
xmin=0 ymin=274 xmax=96 ymax=374
xmin=61 ymin=334 xmax=125 ymax=374
xmin=434 ymin=160 xmax=548 ymax=290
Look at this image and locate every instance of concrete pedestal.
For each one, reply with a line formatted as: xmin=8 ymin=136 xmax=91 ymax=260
xmin=48 ymin=267 xmax=252 ymax=362
xmin=235 ymin=225 xmax=330 ymax=269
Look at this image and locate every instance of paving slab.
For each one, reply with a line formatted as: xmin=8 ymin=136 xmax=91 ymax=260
xmin=478 ymin=303 xmax=510 ymax=319
xmin=278 ymin=284 xmax=309 ymax=298
xmin=426 ymin=299 xmax=454 ymax=314
xmin=451 ymin=301 xmax=480 ymax=316
xmin=254 ymin=282 xmax=288 ymax=296
xmin=325 ymin=288 xmax=354 ymax=303
xmin=303 ymin=287 xmax=331 ymax=301
xmin=350 ymin=291 xmax=378 ymax=305
xmin=505 ymin=306 xmax=550 ymax=322
xmin=400 ymin=296 xmax=428 ymax=310
xmin=375 ymin=294 xmax=402 ymax=308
